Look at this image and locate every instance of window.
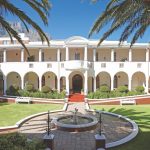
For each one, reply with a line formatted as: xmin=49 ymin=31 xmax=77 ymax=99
xmin=42 ymin=52 xmax=44 ymax=61
xmin=3 ymin=40 xmax=9 ymax=45
xmin=29 ymin=63 xmax=33 ymax=68
xmin=75 ymin=52 xmax=80 ymax=60
xmin=114 ymin=52 xmax=117 ymax=61
xmin=119 ymin=63 xmax=124 ymax=68
xmin=96 ymin=52 xmax=98 ymax=61
xmin=101 ymin=63 xmax=106 ymax=68
xmin=60 ymin=52 xmax=62 ymax=61
xmin=0 ymin=53 xmax=3 ymax=62
xmin=47 ymin=63 xmax=52 ymax=68
xmin=137 ymin=63 xmax=142 ymax=68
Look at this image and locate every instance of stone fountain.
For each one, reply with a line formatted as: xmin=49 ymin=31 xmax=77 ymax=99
xmin=54 ymin=108 xmax=98 ymax=132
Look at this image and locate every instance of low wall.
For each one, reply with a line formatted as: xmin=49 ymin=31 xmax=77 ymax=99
xmin=0 ymin=96 xmax=65 ymax=104
xmin=89 ymin=95 xmax=150 ymax=105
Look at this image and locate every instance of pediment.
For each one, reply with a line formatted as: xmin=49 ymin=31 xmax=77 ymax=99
xmin=65 ymin=36 xmax=88 ymax=45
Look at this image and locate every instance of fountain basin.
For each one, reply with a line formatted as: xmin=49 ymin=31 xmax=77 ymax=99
xmin=54 ymin=115 xmax=98 ymax=132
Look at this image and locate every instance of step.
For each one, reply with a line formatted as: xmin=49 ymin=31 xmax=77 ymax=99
xmin=69 ymin=94 xmax=85 ymax=102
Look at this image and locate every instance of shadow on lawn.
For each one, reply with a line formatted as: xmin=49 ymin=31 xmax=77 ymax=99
xmin=104 ymin=107 xmax=150 ymax=130
xmin=0 ymin=102 xmax=9 ymax=106
xmin=104 ymin=107 xmax=150 ymax=150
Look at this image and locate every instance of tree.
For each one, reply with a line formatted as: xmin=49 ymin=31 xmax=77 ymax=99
xmin=89 ymin=0 xmax=150 ymax=46
xmin=0 ymin=0 xmax=51 ymax=55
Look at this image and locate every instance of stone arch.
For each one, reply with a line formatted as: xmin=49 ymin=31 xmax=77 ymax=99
xmin=69 ymin=71 xmax=84 ymax=94
xmin=24 ymin=72 xmax=39 ymax=90
xmin=60 ymin=76 xmax=66 ymax=91
xmin=42 ymin=71 xmax=57 ymax=89
xmin=114 ymin=71 xmax=129 ymax=88
xmin=131 ymin=72 xmax=146 ymax=90
xmin=96 ymin=72 xmax=111 ymax=89
xmin=7 ymin=72 xmax=21 ymax=89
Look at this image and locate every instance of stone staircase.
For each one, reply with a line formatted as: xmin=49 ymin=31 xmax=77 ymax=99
xmin=68 ymin=93 xmax=85 ymax=102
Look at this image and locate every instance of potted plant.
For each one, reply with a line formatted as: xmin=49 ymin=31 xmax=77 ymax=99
xmin=27 ymin=55 xmax=35 ymax=62
xmin=81 ymin=89 xmax=84 ymax=95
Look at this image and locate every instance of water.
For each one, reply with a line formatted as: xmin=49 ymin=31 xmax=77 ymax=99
xmin=58 ymin=115 xmax=93 ymax=125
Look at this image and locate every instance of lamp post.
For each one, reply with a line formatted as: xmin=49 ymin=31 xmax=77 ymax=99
xmin=99 ymin=111 xmax=102 ymax=136
xmin=43 ymin=110 xmax=54 ymax=150
xmin=47 ymin=110 xmax=51 ymax=135
xmin=95 ymin=110 xmax=106 ymax=149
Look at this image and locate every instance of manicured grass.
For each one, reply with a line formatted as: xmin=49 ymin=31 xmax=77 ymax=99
xmin=91 ymin=105 xmax=150 ymax=150
xmin=0 ymin=103 xmax=62 ymax=127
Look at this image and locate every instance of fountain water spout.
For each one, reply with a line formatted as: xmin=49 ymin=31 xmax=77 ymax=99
xmin=73 ymin=108 xmax=78 ymax=124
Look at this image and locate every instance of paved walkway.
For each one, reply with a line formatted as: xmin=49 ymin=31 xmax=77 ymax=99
xmin=67 ymin=102 xmax=86 ymax=114
xmin=19 ymin=103 xmax=132 ymax=150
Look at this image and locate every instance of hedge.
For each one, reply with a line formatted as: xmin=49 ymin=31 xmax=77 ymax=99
xmin=87 ymin=86 xmax=144 ymax=99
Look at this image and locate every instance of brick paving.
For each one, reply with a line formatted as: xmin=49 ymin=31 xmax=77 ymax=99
xmin=19 ymin=103 xmax=133 ymax=150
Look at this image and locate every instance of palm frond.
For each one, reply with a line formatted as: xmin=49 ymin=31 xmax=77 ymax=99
xmin=0 ymin=0 xmax=51 ymax=56
xmin=89 ymin=0 xmax=150 ymax=46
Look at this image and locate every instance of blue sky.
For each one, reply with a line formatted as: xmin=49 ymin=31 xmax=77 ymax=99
xmin=7 ymin=0 xmax=150 ymax=42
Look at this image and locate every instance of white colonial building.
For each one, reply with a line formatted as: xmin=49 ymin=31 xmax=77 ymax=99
xmin=0 ymin=34 xmax=150 ymax=95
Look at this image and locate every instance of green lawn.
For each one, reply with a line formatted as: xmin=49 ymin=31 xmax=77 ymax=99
xmin=0 ymin=103 xmax=62 ymax=127
xmin=91 ymin=105 xmax=150 ymax=150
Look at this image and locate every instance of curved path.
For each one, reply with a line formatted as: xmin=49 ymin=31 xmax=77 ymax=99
xmin=19 ymin=102 xmax=133 ymax=150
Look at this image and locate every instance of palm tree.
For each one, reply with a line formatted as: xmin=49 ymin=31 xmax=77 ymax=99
xmin=89 ymin=0 xmax=150 ymax=46
xmin=0 ymin=0 xmax=51 ymax=55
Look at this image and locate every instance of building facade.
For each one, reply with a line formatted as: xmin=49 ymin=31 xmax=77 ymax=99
xmin=0 ymin=34 xmax=150 ymax=95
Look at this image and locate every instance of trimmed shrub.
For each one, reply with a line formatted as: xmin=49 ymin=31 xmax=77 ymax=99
xmin=41 ymin=86 xmax=50 ymax=93
xmin=18 ymin=90 xmax=30 ymax=97
xmin=0 ymin=133 xmax=45 ymax=150
xmin=25 ymin=84 xmax=34 ymax=92
xmin=17 ymin=89 xmax=65 ymax=99
xmin=6 ymin=84 xmax=19 ymax=96
xmin=117 ymin=86 xmax=128 ymax=93
xmin=127 ymin=90 xmax=139 ymax=96
xmin=135 ymin=86 xmax=145 ymax=93
xmin=109 ymin=90 xmax=122 ymax=98
xmin=99 ymin=85 xmax=110 ymax=93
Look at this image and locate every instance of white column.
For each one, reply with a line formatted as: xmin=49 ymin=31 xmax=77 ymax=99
xmin=57 ymin=77 xmax=60 ymax=92
xmin=111 ymin=49 xmax=114 ymax=62
xmin=39 ymin=77 xmax=42 ymax=91
xmin=84 ymin=46 xmax=88 ymax=61
xmin=21 ymin=49 xmax=24 ymax=62
xmin=84 ymin=71 xmax=88 ymax=95
xmin=57 ymin=48 xmax=60 ymax=62
xmin=145 ymin=76 xmax=149 ymax=93
xmin=21 ymin=77 xmax=24 ymax=90
xmin=93 ymin=76 xmax=96 ymax=92
xmin=146 ymin=48 xmax=149 ymax=62
xmin=93 ymin=48 xmax=96 ymax=62
xmin=57 ymin=48 xmax=60 ymax=92
xmin=128 ymin=77 xmax=132 ymax=91
xmin=66 ymin=76 xmax=69 ymax=95
xmin=66 ymin=46 xmax=69 ymax=61
xmin=3 ymin=76 xmax=7 ymax=95
xmin=111 ymin=76 xmax=114 ymax=91
xmin=129 ymin=48 xmax=132 ymax=62
xmin=39 ymin=48 xmax=42 ymax=62
xmin=3 ymin=49 xmax=6 ymax=62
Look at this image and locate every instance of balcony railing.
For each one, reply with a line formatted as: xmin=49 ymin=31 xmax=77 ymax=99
xmin=64 ymin=60 xmax=92 ymax=70
xmin=0 ymin=61 xmax=149 ymax=74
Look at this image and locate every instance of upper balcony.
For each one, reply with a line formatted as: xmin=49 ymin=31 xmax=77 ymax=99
xmin=63 ymin=60 xmax=93 ymax=70
xmin=0 ymin=62 xmax=59 ymax=75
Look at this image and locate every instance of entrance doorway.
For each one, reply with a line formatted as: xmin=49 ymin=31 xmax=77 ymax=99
xmin=72 ymin=74 xmax=83 ymax=93
xmin=0 ymin=73 xmax=3 ymax=95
